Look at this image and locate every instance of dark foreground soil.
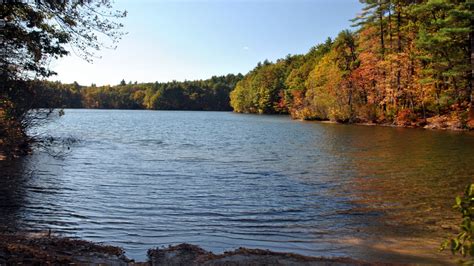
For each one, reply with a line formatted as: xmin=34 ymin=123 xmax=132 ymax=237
xmin=0 ymin=232 xmax=132 ymax=265
xmin=147 ymin=243 xmax=384 ymax=266
xmin=0 ymin=233 xmax=398 ymax=265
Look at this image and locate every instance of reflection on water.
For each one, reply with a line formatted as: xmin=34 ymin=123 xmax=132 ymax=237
xmin=0 ymin=110 xmax=473 ymax=263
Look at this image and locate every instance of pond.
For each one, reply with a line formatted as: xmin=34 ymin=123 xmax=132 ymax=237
xmin=1 ymin=109 xmax=473 ymax=263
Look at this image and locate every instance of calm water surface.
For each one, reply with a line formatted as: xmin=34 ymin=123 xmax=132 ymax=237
xmin=1 ymin=110 xmax=473 ymax=263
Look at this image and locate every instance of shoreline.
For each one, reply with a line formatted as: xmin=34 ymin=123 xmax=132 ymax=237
xmin=45 ymin=108 xmax=474 ymax=132
xmin=1 ymin=110 xmax=471 ymax=162
xmin=312 ymin=120 xmax=470 ymax=132
xmin=0 ymin=232 xmax=385 ymax=265
xmin=299 ymin=116 xmax=472 ymax=132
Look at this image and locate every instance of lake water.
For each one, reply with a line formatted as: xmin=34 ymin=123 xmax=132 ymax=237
xmin=1 ymin=109 xmax=473 ymax=263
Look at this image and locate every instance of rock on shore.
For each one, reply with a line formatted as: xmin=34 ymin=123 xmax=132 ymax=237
xmin=0 ymin=232 xmax=386 ymax=265
xmin=148 ymin=243 xmax=374 ymax=265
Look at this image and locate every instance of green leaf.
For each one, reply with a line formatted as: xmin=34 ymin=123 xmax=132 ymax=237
xmin=456 ymin=196 xmax=462 ymax=206
xmin=452 ymin=239 xmax=460 ymax=251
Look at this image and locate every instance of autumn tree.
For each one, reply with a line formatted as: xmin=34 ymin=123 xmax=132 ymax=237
xmin=232 ymin=0 xmax=473 ymax=129
xmin=0 ymin=0 xmax=126 ymax=157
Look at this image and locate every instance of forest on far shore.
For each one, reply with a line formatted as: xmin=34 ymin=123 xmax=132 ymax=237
xmin=230 ymin=0 xmax=474 ymax=129
xmin=34 ymin=0 xmax=473 ymax=129
xmin=33 ymin=74 xmax=243 ymax=111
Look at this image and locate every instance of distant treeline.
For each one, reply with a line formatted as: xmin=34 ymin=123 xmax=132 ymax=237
xmin=31 ymin=1 xmax=474 ymax=129
xmin=230 ymin=1 xmax=473 ymax=128
xmin=35 ymin=74 xmax=243 ymax=111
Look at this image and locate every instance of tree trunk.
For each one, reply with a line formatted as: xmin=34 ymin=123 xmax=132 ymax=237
xmin=396 ymin=4 xmax=402 ymax=111
xmin=468 ymin=28 xmax=474 ymax=128
xmin=379 ymin=10 xmax=385 ymax=56
xmin=388 ymin=4 xmax=393 ymax=51
xmin=397 ymin=6 xmax=402 ymax=53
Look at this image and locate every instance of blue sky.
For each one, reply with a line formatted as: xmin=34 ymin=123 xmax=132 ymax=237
xmin=49 ymin=0 xmax=363 ymax=86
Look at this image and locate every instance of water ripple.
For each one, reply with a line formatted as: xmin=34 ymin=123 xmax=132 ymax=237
xmin=1 ymin=110 xmax=473 ymax=262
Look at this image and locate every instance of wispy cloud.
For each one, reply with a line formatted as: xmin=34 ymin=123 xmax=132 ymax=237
xmin=242 ymin=46 xmax=250 ymax=51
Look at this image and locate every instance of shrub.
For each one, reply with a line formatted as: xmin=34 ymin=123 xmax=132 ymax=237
xmin=441 ymin=184 xmax=474 ymax=264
